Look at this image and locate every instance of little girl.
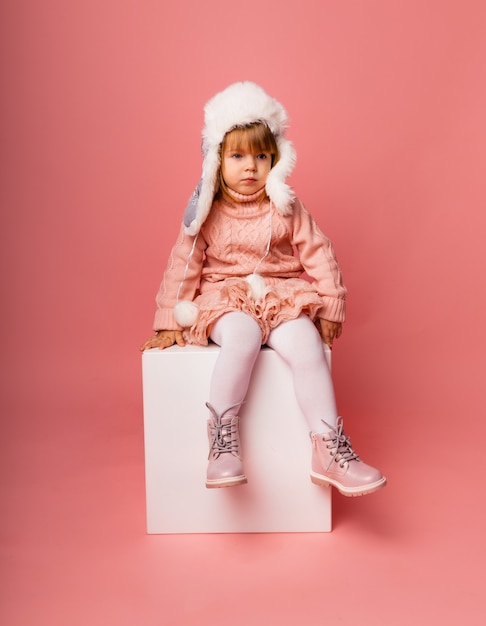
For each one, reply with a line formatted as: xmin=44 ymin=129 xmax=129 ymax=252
xmin=141 ymin=81 xmax=386 ymax=497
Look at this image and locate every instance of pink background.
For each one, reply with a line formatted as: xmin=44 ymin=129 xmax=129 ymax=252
xmin=2 ymin=0 xmax=485 ymax=624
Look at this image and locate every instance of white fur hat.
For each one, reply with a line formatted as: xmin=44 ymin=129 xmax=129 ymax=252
xmin=183 ymin=81 xmax=297 ymax=235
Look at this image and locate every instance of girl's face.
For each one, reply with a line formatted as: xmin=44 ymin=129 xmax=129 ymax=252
xmin=221 ymin=130 xmax=273 ymax=196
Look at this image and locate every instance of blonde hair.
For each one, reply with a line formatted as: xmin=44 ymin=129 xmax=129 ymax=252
xmin=218 ymin=123 xmax=280 ymax=203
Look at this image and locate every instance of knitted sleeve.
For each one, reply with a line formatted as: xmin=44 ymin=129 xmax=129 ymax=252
xmin=153 ymin=225 xmax=206 ymax=331
xmin=288 ymin=199 xmax=347 ymax=322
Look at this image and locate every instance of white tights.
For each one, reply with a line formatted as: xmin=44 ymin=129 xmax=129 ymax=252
xmin=209 ymin=312 xmax=338 ymax=433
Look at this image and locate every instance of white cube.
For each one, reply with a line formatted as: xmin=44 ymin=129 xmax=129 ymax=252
xmin=142 ymin=344 xmax=332 ymax=533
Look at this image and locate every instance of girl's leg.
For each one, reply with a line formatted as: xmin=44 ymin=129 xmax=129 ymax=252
xmin=208 ymin=311 xmax=262 ymax=416
xmin=205 ymin=311 xmax=262 ymax=488
xmin=266 ymin=314 xmax=338 ymax=433
xmin=267 ymin=315 xmax=386 ymax=496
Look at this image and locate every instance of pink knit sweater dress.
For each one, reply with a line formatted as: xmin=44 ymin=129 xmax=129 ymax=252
xmin=153 ymin=194 xmax=347 ymax=345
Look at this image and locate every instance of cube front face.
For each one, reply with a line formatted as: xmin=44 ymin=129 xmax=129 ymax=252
xmin=142 ymin=345 xmax=332 ymax=534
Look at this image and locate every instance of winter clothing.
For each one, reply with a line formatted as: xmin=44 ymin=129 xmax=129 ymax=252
xmin=206 ymin=403 xmax=247 ymax=488
xmin=153 ymin=194 xmax=347 ymax=344
xmin=310 ymin=417 xmax=387 ymax=496
xmin=184 ymin=81 xmax=296 ymax=236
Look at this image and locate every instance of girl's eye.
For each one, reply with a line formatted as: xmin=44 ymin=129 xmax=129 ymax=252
xmin=257 ymin=153 xmax=268 ymax=160
xmin=231 ymin=153 xmax=242 ymax=159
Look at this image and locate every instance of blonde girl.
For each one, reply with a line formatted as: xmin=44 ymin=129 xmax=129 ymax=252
xmin=141 ymin=82 xmax=386 ymax=497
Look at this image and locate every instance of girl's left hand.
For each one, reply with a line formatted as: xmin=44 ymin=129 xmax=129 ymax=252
xmin=319 ymin=319 xmax=342 ymax=349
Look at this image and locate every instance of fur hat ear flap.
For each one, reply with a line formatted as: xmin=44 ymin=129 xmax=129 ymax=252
xmin=265 ymin=136 xmax=296 ymax=216
xmin=183 ymin=180 xmax=202 ymax=232
xmin=184 ymin=147 xmax=222 ymax=235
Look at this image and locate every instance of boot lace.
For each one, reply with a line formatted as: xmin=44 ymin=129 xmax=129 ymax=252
xmin=321 ymin=416 xmax=360 ymax=470
xmin=206 ymin=402 xmax=240 ymax=459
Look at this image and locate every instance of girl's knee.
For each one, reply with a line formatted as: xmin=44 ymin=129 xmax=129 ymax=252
xmin=268 ymin=316 xmax=324 ymax=363
xmin=211 ymin=312 xmax=262 ymax=352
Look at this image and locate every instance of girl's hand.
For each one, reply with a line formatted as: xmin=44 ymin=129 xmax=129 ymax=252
xmin=140 ymin=330 xmax=186 ymax=351
xmin=319 ymin=319 xmax=342 ymax=350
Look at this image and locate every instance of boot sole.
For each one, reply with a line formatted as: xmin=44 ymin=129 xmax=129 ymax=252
xmin=206 ymin=476 xmax=248 ymax=489
xmin=310 ymin=472 xmax=387 ymax=497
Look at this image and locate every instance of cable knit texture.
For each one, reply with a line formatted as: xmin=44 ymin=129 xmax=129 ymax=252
xmin=154 ymin=196 xmax=347 ymax=343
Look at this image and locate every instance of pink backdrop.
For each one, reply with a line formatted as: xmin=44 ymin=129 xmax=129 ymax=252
xmin=2 ymin=1 xmax=485 ymax=624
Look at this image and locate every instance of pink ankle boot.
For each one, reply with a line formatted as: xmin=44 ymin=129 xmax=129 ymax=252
xmin=206 ymin=403 xmax=247 ymax=489
xmin=310 ymin=416 xmax=386 ymax=497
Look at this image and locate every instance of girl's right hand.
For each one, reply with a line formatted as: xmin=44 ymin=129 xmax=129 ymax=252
xmin=140 ymin=330 xmax=186 ymax=351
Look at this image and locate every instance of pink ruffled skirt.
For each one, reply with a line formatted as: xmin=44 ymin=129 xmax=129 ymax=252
xmin=185 ymin=277 xmax=323 ymax=345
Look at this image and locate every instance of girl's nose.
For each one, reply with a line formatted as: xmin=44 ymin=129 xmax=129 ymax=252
xmin=245 ymin=156 xmax=257 ymax=170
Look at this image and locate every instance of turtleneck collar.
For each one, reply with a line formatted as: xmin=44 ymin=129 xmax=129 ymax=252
xmin=226 ymin=186 xmax=265 ymax=203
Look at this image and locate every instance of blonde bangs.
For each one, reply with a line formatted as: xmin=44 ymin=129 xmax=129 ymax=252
xmin=222 ymin=123 xmax=279 ymax=161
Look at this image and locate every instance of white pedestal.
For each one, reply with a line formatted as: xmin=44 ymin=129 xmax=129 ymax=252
xmin=142 ymin=344 xmax=332 ymax=533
